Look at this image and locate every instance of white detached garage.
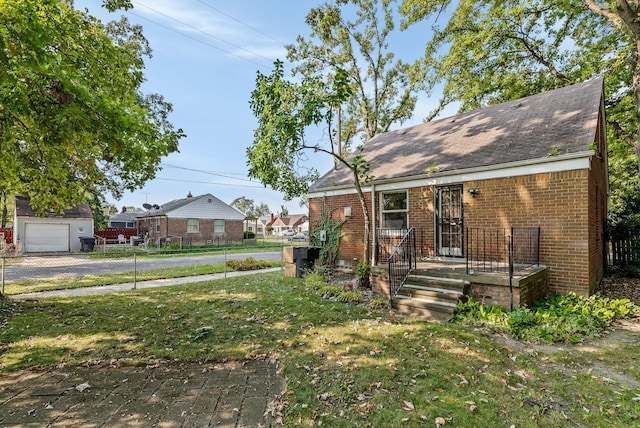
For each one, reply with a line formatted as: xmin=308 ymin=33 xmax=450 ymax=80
xmin=14 ymin=196 xmax=94 ymax=253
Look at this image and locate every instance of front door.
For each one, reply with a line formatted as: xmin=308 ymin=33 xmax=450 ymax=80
xmin=436 ymin=185 xmax=463 ymax=257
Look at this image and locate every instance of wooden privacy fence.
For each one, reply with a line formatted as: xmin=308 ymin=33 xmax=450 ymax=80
xmin=0 ymin=228 xmax=12 ymax=244
xmin=608 ymin=229 xmax=640 ymax=267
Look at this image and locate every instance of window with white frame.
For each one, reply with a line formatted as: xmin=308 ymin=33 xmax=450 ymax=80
xmin=155 ymin=218 xmax=160 ymax=233
xmin=214 ymin=219 xmax=225 ymax=234
xmin=380 ymin=191 xmax=408 ymax=229
xmin=187 ymin=219 xmax=199 ymax=233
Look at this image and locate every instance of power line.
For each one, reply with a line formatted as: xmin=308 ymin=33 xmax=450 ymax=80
xmin=160 ymin=163 xmax=255 ymax=182
xmin=196 ymin=0 xmax=287 ymax=46
xmin=132 ymin=1 xmax=275 ymax=67
xmin=156 ymin=177 xmax=265 ymax=188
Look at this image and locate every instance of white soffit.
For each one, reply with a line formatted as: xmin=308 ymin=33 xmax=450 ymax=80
xmin=308 ymin=153 xmax=592 ymax=198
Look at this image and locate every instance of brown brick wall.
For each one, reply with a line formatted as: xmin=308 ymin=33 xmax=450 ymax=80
xmin=136 ymin=217 xmax=243 ymax=244
xmin=309 ymin=193 xmax=371 ymax=264
xmin=462 ymin=170 xmax=591 ymax=295
xmin=311 ymin=162 xmax=607 ymax=296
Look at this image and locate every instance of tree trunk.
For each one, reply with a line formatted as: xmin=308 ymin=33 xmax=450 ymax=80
xmin=353 ymin=180 xmax=371 ymax=266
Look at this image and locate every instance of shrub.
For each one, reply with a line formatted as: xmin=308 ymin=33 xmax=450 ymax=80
xmin=243 ymin=231 xmax=256 ymax=239
xmin=318 ymin=285 xmax=343 ymax=299
xmin=305 ymin=271 xmax=326 ymax=291
xmin=225 ymin=257 xmax=272 ymax=271
xmin=337 ymin=291 xmax=363 ymax=303
xmin=369 ymin=297 xmax=389 ymax=309
xmin=452 ymin=293 xmax=640 ymax=343
xmin=356 ymin=260 xmax=371 ymax=288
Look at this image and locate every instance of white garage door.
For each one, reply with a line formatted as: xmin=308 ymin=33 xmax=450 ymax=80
xmin=25 ymin=223 xmax=70 ymax=252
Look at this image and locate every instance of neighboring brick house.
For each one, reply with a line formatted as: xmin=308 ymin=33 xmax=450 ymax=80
xmin=308 ymin=78 xmax=608 ymax=297
xmin=135 ymin=193 xmax=245 ymax=244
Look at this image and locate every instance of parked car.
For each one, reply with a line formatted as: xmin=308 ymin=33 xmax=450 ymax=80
xmin=279 ymin=229 xmax=295 ymax=236
xmin=289 ymin=232 xmax=308 ymax=241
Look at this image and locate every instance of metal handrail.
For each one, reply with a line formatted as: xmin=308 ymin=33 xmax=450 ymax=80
xmin=388 ymin=228 xmax=417 ymax=303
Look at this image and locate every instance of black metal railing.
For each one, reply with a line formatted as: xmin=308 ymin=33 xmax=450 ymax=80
xmin=465 ymin=227 xmax=540 ymax=274
xmin=388 ymin=228 xmax=418 ymax=302
xmin=376 ymin=228 xmax=424 ymax=264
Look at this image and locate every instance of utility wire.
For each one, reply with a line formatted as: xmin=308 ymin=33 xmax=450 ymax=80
xmin=196 ymin=0 xmax=287 ymax=46
xmin=161 ymin=163 xmax=255 ymax=182
xmin=132 ymin=1 xmax=274 ymax=65
xmin=156 ymin=177 xmax=265 ymax=188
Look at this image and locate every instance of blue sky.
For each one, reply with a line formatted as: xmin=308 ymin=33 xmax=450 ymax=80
xmin=76 ymin=0 xmax=454 ymax=215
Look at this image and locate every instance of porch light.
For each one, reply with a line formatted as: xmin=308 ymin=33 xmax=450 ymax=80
xmin=467 ymin=188 xmax=480 ymax=197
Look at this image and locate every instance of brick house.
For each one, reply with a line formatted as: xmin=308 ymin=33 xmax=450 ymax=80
xmin=308 ymin=78 xmax=608 ymax=298
xmin=135 ymin=193 xmax=245 ymax=245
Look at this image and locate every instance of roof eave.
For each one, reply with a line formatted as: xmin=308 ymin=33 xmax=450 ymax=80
xmin=309 ymin=151 xmax=595 ymax=195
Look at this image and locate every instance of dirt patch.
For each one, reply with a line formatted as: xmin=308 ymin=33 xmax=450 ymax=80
xmin=596 ymin=274 xmax=640 ymax=304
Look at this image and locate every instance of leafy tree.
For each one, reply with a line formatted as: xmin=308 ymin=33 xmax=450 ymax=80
xmin=400 ymin=0 xmax=639 ymax=208
xmin=287 ymin=0 xmax=418 ymax=152
xmin=248 ymin=60 xmax=374 ymax=264
xmin=0 ymin=0 xmax=184 ymax=215
xmin=230 ymin=196 xmax=270 ymax=217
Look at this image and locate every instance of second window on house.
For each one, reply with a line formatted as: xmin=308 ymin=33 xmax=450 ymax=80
xmin=214 ymin=219 xmax=225 ymax=234
xmin=187 ymin=219 xmax=199 ymax=233
xmin=380 ymin=191 xmax=408 ymax=229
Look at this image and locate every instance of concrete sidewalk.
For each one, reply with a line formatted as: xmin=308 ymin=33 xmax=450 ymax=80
xmin=9 ymin=267 xmax=282 ymax=300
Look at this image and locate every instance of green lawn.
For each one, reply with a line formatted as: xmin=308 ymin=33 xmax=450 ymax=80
xmin=1 ymin=271 xmax=638 ymax=427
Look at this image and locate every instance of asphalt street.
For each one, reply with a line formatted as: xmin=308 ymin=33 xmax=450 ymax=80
xmin=1 ymin=250 xmax=282 ymax=283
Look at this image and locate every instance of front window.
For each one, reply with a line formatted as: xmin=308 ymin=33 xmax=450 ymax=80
xmin=155 ymin=218 xmax=160 ymax=233
xmin=380 ymin=191 xmax=408 ymax=229
xmin=214 ymin=219 xmax=225 ymax=233
xmin=187 ymin=219 xmax=199 ymax=233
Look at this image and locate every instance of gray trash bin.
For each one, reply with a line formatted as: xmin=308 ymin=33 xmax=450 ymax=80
xmin=293 ymin=246 xmax=321 ymax=278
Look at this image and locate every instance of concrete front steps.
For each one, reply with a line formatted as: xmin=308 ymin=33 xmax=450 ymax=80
xmin=392 ymin=272 xmax=470 ymax=320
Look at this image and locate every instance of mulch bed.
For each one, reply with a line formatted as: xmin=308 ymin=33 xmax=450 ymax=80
xmin=596 ymin=273 xmax=640 ymax=304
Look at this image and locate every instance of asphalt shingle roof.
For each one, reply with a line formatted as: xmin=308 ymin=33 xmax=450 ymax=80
xmin=15 ymin=196 xmax=93 ymax=218
xmin=311 ymin=78 xmax=603 ymax=190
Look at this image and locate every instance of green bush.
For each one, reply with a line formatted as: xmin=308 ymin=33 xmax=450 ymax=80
xmin=337 ymin=291 xmax=363 ymax=303
xmin=243 ymin=231 xmax=256 ymax=239
xmin=225 ymin=257 xmax=272 ymax=271
xmin=369 ymin=297 xmax=389 ymax=309
xmin=452 ymin=292 xmax=640 ymax=343
xmin=304 ymin=271 xmax=326 ymax=291
xmin=318 ymin=285 xmax=343 ymax=299
xmin=356 ymin=260 xmax=371 ymax=288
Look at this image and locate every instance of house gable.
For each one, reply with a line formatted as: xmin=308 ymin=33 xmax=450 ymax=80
xmin=137 ymin=193 xmax=245 ymax=221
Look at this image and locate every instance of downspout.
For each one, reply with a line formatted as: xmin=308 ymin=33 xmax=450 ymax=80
xmin=371 ymin=184 xmax=376 ymax=266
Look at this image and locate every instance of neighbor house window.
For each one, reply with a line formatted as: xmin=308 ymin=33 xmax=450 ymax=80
xmin=155 ymin=218 xmax=160 ymax=233
xmin=380 ymin=191 xmax=408 ymax=229
xmin=187 ymin=219 xmax=199 ymax=233
xmin=214 ymin=219 xmax=225 ymax=233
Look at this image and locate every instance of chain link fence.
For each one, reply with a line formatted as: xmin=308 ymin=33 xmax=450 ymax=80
xmin=1 ymin=247 xmax=284 ymax=298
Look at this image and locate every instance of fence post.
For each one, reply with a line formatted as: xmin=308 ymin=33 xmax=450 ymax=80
xmin=133 ymin=252 xmax=137 ymax=290
xmin=224 ymin=248 xmax=227 ymax=278
xmin=508 ymin=234 xmax=514 ymax=312
xmin=1 ymin=256 xmax=5 ymax=295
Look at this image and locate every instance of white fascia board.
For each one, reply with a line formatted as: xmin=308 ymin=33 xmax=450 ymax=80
xmin=308 ymin=152 xmax=593 ymax=198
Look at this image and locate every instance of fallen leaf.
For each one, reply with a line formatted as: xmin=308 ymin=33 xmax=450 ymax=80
xmin=75 ymin=382 xmax=90 ymax=392
xmin=435 ymin=416 xmax=446 ymax=427
xmin=403 ymin=401 xmax=414 ymax=411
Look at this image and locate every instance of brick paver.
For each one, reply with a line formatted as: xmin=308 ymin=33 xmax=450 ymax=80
xmin=0 ymin=360 xmax=284 ymax=427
